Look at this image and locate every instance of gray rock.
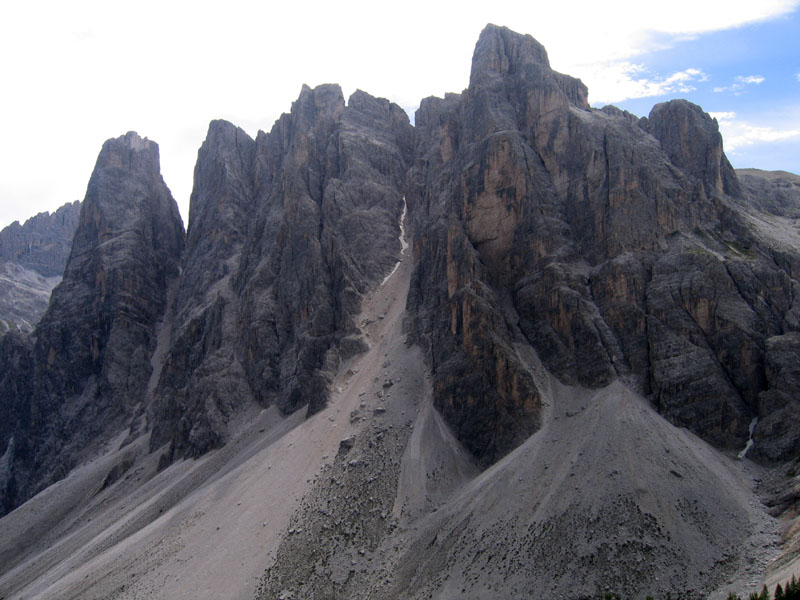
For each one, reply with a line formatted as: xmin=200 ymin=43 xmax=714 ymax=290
xmin=0 ymin=200 xmax=81 ymax=277
xmin=0 ymin=132 xmax=184 ymax=514
xmin=647 ymin=99 xmax=742 ymax=198
xmin=149 ymin=86 xmax=413 ymax=464
xmin=755 ymin=332 xmax=800 ymax=460
xmin=2 ymin=23 xmax=800 ymax=575
xmin=148 ymin=119 xmax=258 ymax=459
xmin=0 ymin=201 xmax=81 ymax=332
xmin=406 ymin=23 xmax=800 ymax=463
xmin=736 ymin=168 xmax=800 ymax=218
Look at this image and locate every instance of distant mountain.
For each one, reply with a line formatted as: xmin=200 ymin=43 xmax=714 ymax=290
xmin=736 ymin=168 xmax=800 ymax=218
xmin=0 ymin=201 xmax=80 ymax=333
xmin=1 ymin=24 xmax=799 ymax=600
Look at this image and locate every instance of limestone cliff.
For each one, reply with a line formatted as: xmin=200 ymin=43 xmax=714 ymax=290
xmin=0 ymin=132 xmax=184 ymax=513
xmin=2 ymin=23 xmax=800 ymax=600
xmin=148 ymin=86 xmax=413 ymax=463
xmin=1 ymin=22 xmax=799 ymax=539
xmin=407 ymin=24 xmax=800 ymax=463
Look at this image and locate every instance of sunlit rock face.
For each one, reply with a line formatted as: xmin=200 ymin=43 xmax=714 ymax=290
xmin=407 ymin=24 xmax=800 ymax=464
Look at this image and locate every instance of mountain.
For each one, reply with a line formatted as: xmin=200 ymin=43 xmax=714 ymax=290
xmin=0 ymin=132 xmax=184 ymax=514
xmin=147 ymin=85 xmax=412 ymax=464
xmin=0 ymin=201 xmax=80 ymax=332
xmin=406 ymin=27 xmax=800 ymax=465
xmin=1 ymin=24 xmax=799 ymax=600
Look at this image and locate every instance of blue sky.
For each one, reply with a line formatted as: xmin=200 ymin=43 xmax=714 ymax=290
xmin=603 ymin=9 xmax=800 ymax=173
xmin=0 ymin=0 xmax=798 ymax=229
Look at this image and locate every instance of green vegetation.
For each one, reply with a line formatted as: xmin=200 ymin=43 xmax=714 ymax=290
xmin=578 ymin=577 xmax=800 ymax=600
xmin=724 ymin=239 xmax=756 ymax=259
xmin=726 ymin=576 xmax=800 ymax=600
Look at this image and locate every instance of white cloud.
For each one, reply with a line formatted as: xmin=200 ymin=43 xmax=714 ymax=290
xmin=1 ymin=0 xmax=799 ymax=227
xmin=709 ymin=111 xmax=738 ymax=121
xmin=712 ymin=112 xmax=800 ymax=151
xmin=737 ymin=75 xmax=765 ymax=85
xmin=586 ymin=64 xmax=708 ymax=104
xmin=713 ymin=75 xmax=766 ymax=93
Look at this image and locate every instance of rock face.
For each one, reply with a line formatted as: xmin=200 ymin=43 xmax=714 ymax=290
xmin=0 ymin=200 xmax=81 ymax=277
xmin=0 ymin=132 xmax=184 ymax=513
xmin=0 ymin=201 xmax=80 ymax=332
xmin=736 ymin=168 xmax=800 ymax=218
xmin=407 ymin=24 xmax=800 ymax=464
xmin=148 ymin=86 xmax=413 ymax=463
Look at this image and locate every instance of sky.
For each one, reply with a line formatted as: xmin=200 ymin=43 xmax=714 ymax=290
xmin=1 ymin=0 xmax=799 ymax=229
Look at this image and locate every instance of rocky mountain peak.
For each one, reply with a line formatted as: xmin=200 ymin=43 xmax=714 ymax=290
xmin=0 ymin=201 xmax=81 ymax=278
xmin=469 ymin=24 xmax=588 ymax=111
xmin=204 ymin=118 xmax=251 ymax=148
xmin=3 ymin=24 xmax=800 ymax=600
xmin=93 ymin=131 xmax=160 ymax=173
xmin=1 ymin=130 xmax=186 ymax=511
xmin=186 ymin=119 xmax=255 ymax=242
xmin=470 ymin=23 xmax=550 ymax=84
xmin=292 ymin=83 xmax=345 ymax=128
xmin=0 ymin=200 xmax=81 ymax=333
xmin=647 ymin=99 xmax=742 ymax=198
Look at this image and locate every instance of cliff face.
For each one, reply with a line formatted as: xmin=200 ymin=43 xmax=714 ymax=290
xmin=148 ymin=86 xmax=413 ymax=463
xmin=407 ymin=24 xmax=800 ymax=464
xmin=0 ymin=133 xmax=185 ymax=512
xmin=0 ymin=201 xmax=81 ymax=333
xmin=0 ymin=200 xmax=81 ymax=277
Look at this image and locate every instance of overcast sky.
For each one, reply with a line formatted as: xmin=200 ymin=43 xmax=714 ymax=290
xmin=1 ymin=0 xmax=799 ymax=229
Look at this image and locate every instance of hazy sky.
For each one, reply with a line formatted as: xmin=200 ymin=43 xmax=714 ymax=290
xmin=1 ymin=0 xmax=799 ymax=229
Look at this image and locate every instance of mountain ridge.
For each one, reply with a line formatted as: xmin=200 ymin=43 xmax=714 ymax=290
xmin=1 ymin=23 xmax=799 ymax=600
xmin=0 ymin=200 xmax=81 ymax=333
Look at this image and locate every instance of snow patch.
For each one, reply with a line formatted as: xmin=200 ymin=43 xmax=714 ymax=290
xmin=738 ymin=417 xmax=759 ymax=460
xmin=381 ymin=197 xmax=408 ymax=286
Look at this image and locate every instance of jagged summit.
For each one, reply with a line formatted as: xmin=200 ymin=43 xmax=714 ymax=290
xmin=0 ymin=201 xmax=81 ymax=278
xmin=0 ymin=200 xmax=81 ymax=333
xmin=147 ymin=83 xmax=412 ymax=464
xmin=288 ymin=83 xmax=346 ymax=130
xmin=92 ymin=131 xmax=160 ymax=173
xmin=470 ymin=23 xmax=551 ymax=81
xmin=0 ymin=128 xmax=184 ymax=514
xmin=469 ymin=23 xmax=589 ymax=110
xmin=646 ymin=99 xmax=742 ymax=198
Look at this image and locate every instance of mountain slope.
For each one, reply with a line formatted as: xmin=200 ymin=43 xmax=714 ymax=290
xmin=148 ymin=85 xmax=412 ymax=465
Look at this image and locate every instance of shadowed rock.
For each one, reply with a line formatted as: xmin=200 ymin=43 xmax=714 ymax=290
xmin=407 ymin=23 xmax=800 ymax=464
xmin=149 ymin=86 xmax=413 ymax=463
xmin=0 ymin=201 xmax=81 ymax=332
xmin=0 ymin=132 xmax=184 ymax=514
